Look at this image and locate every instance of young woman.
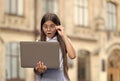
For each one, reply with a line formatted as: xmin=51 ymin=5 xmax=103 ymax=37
xmin=34 ymin=13 xmax=76 ymax=81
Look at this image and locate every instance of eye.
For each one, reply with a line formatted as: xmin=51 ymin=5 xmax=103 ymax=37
xmin=50 ymin=24 xmax=55 ymax=28
xmin=43 ymin=24 xmax=47 ymax=29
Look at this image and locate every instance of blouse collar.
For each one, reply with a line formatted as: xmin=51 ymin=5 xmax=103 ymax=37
xmin=46 ymin=36 xmax=57 ymax=41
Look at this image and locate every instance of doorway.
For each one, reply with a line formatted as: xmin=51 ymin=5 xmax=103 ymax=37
xmin=107 ymin=49 xmax=120 ymax=81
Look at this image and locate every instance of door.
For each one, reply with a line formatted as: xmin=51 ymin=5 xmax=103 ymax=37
xmin=107 ymin=49 xmax=120 ymax=81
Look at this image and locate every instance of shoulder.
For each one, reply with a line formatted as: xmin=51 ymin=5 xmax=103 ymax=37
xmin=35 ymin=39 xmax=40 ymax=42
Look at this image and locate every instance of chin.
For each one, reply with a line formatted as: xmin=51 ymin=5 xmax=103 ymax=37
xmin=46 ymin=33 xmax=56 ymax=38
xmin=47 ymin=35 xmax=54 ymax=38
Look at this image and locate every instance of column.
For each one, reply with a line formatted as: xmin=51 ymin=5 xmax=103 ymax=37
xmin=0 ymin=37 xmax=5 ymax=81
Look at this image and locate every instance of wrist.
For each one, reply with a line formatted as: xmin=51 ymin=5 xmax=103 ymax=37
xmin=61 ymin=33 xmax=67 ymax=40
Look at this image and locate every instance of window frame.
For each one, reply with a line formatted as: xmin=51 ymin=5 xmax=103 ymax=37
xmin=42 ymin=0 xmax=58 ymax=15
xmin=106 ymin=2 xmax=117 ymax=31
xmin=5 ymin=0 xmax=24 ymax=16
xmin=77 ymin=50 xmax=90 ymax=81
xmin=74 ymin=0 xmax=88 ymax=27
xmin=6 ymin=42 xmax=25 ymax=81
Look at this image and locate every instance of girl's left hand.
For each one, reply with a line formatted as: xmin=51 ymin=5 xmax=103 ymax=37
xmin=55 ymin=26 xmax=65 ymax=37
xmin=35 ymin=61 xmax=47 ymax=73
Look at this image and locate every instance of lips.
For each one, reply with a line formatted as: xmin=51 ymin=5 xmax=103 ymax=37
xmin=47 ymin=32 xmax=52 ymax=34
xmin=46 ymin=33 xmax=53 ymax=38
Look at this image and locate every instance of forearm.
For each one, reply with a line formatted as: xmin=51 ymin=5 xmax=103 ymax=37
xmin=62 ymin=33 xmax=76 ymax=59
xmin=56 ymin=25 xmax=76 ymax=59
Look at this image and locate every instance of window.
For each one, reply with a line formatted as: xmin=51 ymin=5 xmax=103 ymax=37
xmin=75 ymin=0 xmax=88 ymax=26
xmin=42 ymin=0 xmax=58 ymax=14
xmin=106 ymin=2 xmax=116 ymax=31
xmin=6 ymin=42 xmax=24 ymax=81
xmin=5 ymin=0 xmax=24 ymax=16
xmin=78 ymin=50 xmax=90 ymax=81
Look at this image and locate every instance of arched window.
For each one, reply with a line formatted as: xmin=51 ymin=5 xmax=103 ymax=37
xmin=77 ymin=50 xmax=90 ymax=81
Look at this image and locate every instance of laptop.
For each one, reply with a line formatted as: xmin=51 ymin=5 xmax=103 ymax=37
xmin=20 ymin=41 xmax=60 ymax=69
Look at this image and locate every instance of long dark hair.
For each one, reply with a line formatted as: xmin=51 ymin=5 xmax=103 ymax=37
xmin=40 ymin=13 xmax=69 ymax=79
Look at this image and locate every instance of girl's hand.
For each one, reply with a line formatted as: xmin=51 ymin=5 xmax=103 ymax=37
xmin=35 ymin=61 xmax=47 ymax=73
xmin=55 ymin=26 xmax=65 ymax=37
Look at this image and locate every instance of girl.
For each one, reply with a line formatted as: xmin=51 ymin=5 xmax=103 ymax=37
xmin=34 ymin=13 xmax=76 ymax=81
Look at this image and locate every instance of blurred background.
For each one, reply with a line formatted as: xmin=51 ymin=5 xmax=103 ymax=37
xmin=0 ymin=0 xmax=120 ymax=81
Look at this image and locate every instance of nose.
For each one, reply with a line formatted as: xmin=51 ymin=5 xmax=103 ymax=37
xmin=47 ymin=27 xmax=51 ymax=30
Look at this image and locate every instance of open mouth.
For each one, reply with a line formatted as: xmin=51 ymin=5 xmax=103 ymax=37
xmin=47 ymin=33 xmax=51 ymax=34
xmin=47 ymin=33 xmax=52 ymax=34
xmin=46 ymin=32 xmax=54 ymax=38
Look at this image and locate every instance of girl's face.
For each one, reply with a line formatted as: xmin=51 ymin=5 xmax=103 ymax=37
xmin=42 ymin=20 xmax=57 ymax=38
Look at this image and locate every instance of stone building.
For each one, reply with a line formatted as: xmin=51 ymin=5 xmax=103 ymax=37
xmin=0 ymin=0 xmax=120 ymax=81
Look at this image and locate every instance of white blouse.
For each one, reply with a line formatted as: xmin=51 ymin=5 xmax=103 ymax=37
xmin=46 ymin=36 xmax=63 ymax=70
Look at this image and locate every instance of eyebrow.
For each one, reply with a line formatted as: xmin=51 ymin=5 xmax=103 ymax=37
xmin=43 ymin=24 xmax=56 ymax=26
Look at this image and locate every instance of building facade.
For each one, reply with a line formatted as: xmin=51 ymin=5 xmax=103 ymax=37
xmin=0 ymin=0 xmax=120 ymax=81
xmin=0 ymin=0 xmax=35 ymax=81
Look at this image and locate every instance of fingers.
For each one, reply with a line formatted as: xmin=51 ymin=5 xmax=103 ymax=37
xmin=44 ymin=65 xmax=47 ymax=71
xmin=35 ymin=61 xmax=47 ymax=73
xmin=55 ymin=26 xmax=66 ymax=37
xmin=55 ymin=26 xmax=64 ymax=31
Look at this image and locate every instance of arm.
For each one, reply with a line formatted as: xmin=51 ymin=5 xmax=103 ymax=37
xmin=62 ymin=34 xmax=76 ymax=59
xmin=56 ymin=26 xmax=76 ymax=59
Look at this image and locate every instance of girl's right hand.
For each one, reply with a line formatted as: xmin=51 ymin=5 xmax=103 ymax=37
xmin=35 ymin=61 xmax=47 ymax=73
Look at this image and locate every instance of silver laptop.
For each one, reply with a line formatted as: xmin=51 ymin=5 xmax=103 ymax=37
xmin=20 ymin=41 xmax=60 ymax=69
